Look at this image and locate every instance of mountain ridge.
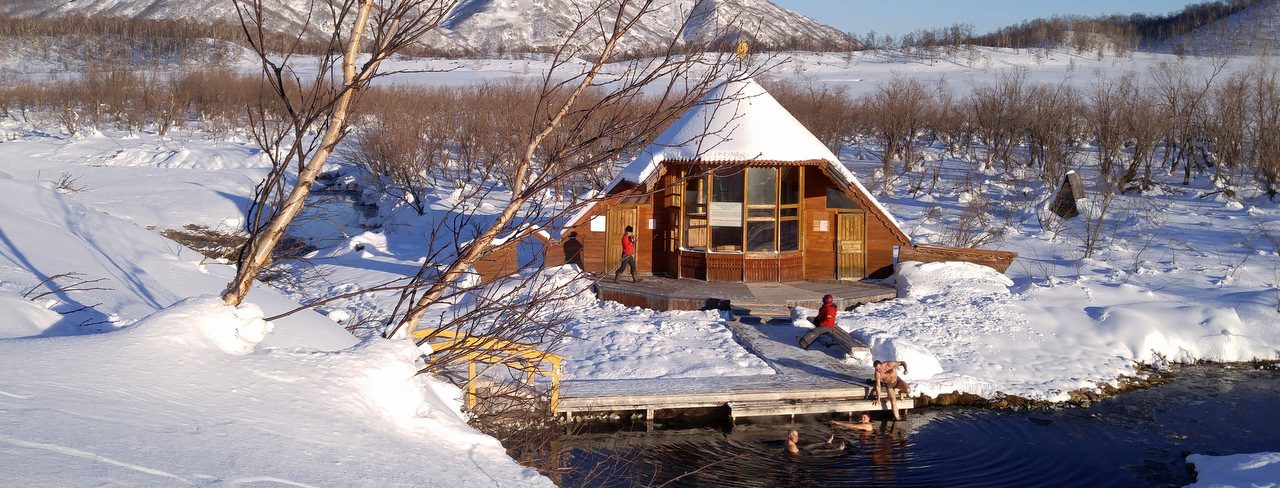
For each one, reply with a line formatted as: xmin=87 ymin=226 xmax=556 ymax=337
xmin=0 ymin=0 xmax=856 ymax=54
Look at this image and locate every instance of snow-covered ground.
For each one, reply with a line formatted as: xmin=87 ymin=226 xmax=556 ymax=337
xmin=1187 ymin=452 xmax=1280 ymax=488
xmin=1 ymin=47 xmax=1277 ymax=485
xmin=0 ymin=123 xmax=773 ymax=484
xmin=0 ymin=296 xmax=551 ymax=487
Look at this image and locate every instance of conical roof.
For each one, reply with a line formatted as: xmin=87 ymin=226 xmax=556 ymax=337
xmin=569 ymin=77 xmax=904 ymax=237
xmin=615 ymin=77 xmax=839 ymax=184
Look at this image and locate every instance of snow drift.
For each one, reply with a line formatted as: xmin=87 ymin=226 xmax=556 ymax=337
xmin=835 ymin=261 xmax=1280 ymax=402
xmin=0 ymin=297 xmax=552 ymax=486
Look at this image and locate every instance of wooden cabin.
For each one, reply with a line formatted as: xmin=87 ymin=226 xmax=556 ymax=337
xmin=555 ymin=79 xmax=1014 ymax=282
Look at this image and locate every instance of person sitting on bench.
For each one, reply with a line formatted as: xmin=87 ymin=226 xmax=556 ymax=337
xmin=797 ymin=294 xmax=839 ymax=350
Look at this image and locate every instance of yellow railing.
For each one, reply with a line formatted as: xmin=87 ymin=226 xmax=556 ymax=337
xmin=412 ymin=327 xmax=563 ymax=413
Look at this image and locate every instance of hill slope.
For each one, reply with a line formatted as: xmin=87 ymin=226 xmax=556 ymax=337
xmin=0 ymin=0 xmax=854 ymax=53
xmin=1170 ymin=0 xmax=1280 ymax=55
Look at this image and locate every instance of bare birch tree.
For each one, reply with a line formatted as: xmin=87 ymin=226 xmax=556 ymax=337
xmin=380 ymin=0 xmax=762 ymax=343
xmin=222 ymin=0 xmax=456 ymax=306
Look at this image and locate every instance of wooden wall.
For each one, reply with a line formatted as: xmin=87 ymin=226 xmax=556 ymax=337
xmin=802 ymin=166 xmax=910 ymax=280
xmin=474 ymin=240 xmax=519 ymax=282
xmin=561 ymin=191 xmax=658 ymax=276
xmin=803 ymin=166 xmax=835 ymax=280
xmin=562 ymin=162 xmax=911 ymax=281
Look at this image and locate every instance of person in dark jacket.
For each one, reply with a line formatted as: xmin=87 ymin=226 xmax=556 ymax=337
xmin=562 ymin=232 xmax=584 ymax=269
xmin=798 ymin=294 xmax=839 ymax=349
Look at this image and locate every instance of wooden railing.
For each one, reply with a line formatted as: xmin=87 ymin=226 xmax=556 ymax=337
xmin=411 ymin=328 xmax=563 ymax=414
xmin=899 ymin=244 xmax=1019 ymax=273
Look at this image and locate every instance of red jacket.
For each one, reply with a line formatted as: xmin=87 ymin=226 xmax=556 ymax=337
xmin=621 ymin=234 xmax=636 ymax=255
xmin=815 ymin=302 xmax=837 ymax=328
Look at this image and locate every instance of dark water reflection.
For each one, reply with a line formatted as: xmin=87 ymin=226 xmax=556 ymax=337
xmin=554 ymin=366 xmax=1279 ymax=487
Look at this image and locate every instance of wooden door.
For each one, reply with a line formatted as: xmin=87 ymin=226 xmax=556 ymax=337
xmin=605 ymin=206 xmax=637 ymax=274
xmin=663 ymin=207 xmax=681 ymax=277
xmin=836 ymin=212 xmax=865 ymax=280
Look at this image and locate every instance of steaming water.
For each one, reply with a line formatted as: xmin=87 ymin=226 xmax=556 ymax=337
xmin=555 ymin=365 xmax=1279 ymax=487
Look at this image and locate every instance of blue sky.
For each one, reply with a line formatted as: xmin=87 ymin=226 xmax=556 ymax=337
xmin=771 ymin=0 xmax=1195 ymax=37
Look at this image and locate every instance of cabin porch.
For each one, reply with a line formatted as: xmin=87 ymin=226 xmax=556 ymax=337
xmin=592 ymin=275 xmax=897 ymax=312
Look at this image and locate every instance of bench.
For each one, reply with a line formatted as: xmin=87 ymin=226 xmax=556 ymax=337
xmin=812 ymin=326 xmax=870 ymax=355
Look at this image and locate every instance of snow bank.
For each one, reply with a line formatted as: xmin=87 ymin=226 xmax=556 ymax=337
xmin=895 ymin=260 xmax=1014 ymax=298
xmin=854 ymin=329 xmax=946 ymax=381
xmin=0 ymin=297 xmax=552 ymax=486
xmin=125 ymin=297 xmax=271 ymax=355
xmin=0 ymin=292 xmax=63 ymax=339
xmin=0 ymin=171 xmax=356 ymax=351
xmin=1187 ymin=452 xmax=1280 ymax=488
xmin=842 ymin=261 xmax=1280 ymax=402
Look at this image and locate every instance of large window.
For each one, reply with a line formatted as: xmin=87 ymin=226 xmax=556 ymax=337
xmin=745 ymin=167 xmax=776 ymax=252
xmin=710 ymin=167 xmax=744 ymax=251
xmin=680 ymin=165 xmax=803 ymax=253
xmin=778 ymin=167 xmax=801 ymax=251
xmin=683 ymin=167 xmax=708 ymax=250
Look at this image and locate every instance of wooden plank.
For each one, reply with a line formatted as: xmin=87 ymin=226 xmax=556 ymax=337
xmin=728 ymin=397 xmax=913 ymax=418
xmin=900 ymin=244 xmax=1019 ymax=273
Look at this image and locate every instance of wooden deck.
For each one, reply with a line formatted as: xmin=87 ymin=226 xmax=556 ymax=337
xmin=556 ymin=309 xmax=912 ymax=422
xmin=593 ymin=276 xmax=897 ymax=312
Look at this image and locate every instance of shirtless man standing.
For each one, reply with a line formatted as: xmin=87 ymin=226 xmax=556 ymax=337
xmin=873 ymin=360 xmax=910 ymax=420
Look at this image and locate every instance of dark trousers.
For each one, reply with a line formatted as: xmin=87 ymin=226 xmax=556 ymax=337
xmin=614 ymin=254 xmax=636 ymax=281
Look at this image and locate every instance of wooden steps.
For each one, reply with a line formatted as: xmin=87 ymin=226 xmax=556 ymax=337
xmin=593 ymin=277 xmax=896 ymax=312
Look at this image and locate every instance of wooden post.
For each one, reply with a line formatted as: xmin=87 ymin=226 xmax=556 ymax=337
xmin=467 ymin=362 xmax=477 ymax=410
xmin=1050 ymin=171 xmax=1086 ymax=219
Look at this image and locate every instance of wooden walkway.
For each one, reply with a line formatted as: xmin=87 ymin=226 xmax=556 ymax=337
xmin=594 ymin=277 xmax=897 ymax=312
xmin=556 ymin=309 xmax=913 ymax=422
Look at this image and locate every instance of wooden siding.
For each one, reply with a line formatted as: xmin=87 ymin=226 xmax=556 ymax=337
xmin=563 ymin=161 xmax=919 ymax=282
xmin=803 ymin=166 xmax=834 ymax=280
xmin=473 ymin=240 xmax=518 ymax=283
xmin=778 ymin=252 xmax=804 ymax=281
xmin=706 ymin=253 xmax=743 ymax=281
xmin=743 ymin=255 xmax=778 ymax=282
xmin=652 ymin=171 xmax=681 ymax=277
xmin=821 ymin=167 xmax=911 ymax=278
xmin=679 ymin=250 xmax=706 ymax=280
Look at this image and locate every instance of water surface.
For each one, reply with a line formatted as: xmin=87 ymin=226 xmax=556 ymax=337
xmin=554 ymin=366 xmax=1279 ymax=487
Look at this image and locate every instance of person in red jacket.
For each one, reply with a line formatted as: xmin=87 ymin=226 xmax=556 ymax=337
xmin=797 ymin=294 xmax=839 ymax=349
xmin=613 ymin=225 xmax=638 ymax=283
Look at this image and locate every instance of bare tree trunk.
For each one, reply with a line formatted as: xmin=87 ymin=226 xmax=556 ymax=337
xmin=223 ymin=2 xmax=374 ymax=306
xmin=221 ymin=0 xmax=453 ymax=306
xmin=388 ymin=2 xmax=635 ymax=338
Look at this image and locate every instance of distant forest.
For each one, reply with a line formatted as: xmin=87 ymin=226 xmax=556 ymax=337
xmin=874 ymin=0 xmax=1274 ymax=54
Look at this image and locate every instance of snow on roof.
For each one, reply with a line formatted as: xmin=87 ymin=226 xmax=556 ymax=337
xmin=567 ymin=77 xmax=904 ymax=237
xmin=614 ymin=77 xmax=841 ymax=183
